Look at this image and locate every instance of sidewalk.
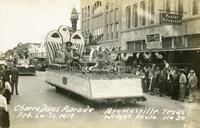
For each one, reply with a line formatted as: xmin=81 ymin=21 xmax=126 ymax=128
xmin=183 ymin=103 xmax=200 ymax=128
xmin=145 ymin=92 xmax=200 ymax=128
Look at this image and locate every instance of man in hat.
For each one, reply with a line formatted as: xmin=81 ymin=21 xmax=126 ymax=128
xmin=187 ymin=69 xmax=198 ymax=102
xmin=65 ymin=41 xmax=73 ymax=52
xmin=11 ymin=65 xmax=19 ymax=95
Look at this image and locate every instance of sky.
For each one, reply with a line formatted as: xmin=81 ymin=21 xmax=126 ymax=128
xmin=0 ymin=0 xmax=80 ymax=52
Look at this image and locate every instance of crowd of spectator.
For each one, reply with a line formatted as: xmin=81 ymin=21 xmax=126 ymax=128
xmin=0 ymin=64 xmax=19 ymax=128
xmin=108 ymin=52 xmax=199 ymax=103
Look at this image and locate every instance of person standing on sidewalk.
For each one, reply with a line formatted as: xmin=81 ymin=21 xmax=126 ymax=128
xmin=171 ymin=69 xmax=180 ymax=100
xmin=0 ymin=84 xmax=10 ymax=128
xmin=187 ymin=69 xmax=198 ymax=103
xmin=11 ymin=65 xmax=19 ymax=95
xmin=179 ymin=69 xmax=187 ymax=102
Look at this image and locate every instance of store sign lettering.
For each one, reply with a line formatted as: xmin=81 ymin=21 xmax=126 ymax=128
xmin=160 ymin=13 xmax=182 ymax=25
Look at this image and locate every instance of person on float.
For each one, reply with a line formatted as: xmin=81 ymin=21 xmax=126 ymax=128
xmin=88 ymin=46 xmax=108 ymax=71
xmin=70 ymin=45 xmax=81 ymax=71
xmin=64 ymin=41 xmax=74 ymax=63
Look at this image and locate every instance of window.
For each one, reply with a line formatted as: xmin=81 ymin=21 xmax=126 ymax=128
xmin=88 ymin=6 xmax=90 ymax=17
xmin=87 ymin=20 xmax=90 ymax=30
xmin=174 ymin=36 xmax=184 ymax=48
xmin=81 ymin=21 xmax=84 ymax=31
xmin=126 ymin=6 xmax=131 ymax=29
xmin=106 ymin=25 xmax=109 ymax=40
xmin=93 ymin=1 xmax=102 ymax=15
xmin=193 ymin=0 xmax=200 ymax=15
xmin=106 ymin=12 xmax=109 ymax=24
xmin=110 ymin=10 xmax=114 ymax=23
xmin=178 ymin=0 xmax=183 ymax=14
xmin=115 ymin=23 xmax=119 ymax=39
xmin=132 ymin=4 xmax=138 ymax=27
xmin=82 ymin=8 xmax=84 ymax=19
xmin=85 ymin=7 xmax=87 ymax=18
xmin=140 ymin=1 xmax=146 ymax=26
xmin=166 ymin=0 xmax=171 ymax=13
xmin=115 ymin=8 xmax=119 ymax=22
xmin=106 ymin=2 xmax=109 ymax=10
xmin=111 ymin=24 xmax=114 ymax=39
xmin=149 ymin=0 xmax=155 ymax=24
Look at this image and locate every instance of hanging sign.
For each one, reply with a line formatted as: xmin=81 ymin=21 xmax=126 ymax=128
xmin=145 ymin=34 xmax=162 ymax=49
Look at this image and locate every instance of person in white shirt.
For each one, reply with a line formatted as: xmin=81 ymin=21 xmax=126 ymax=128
xmin=179 ymin=69 xmax=187 ymax=102
xmin=187 ymin=69 xmax=198 ymax=103
xmin=3 ymin=81 xmax=12 ymax=104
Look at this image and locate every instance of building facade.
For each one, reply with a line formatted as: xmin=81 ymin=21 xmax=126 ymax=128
xmin=81 ymin=0 xmax=200 ymax=53
xmin=121 ymin=0 xmax=200 ymax=51
xmin=81 ymin=0 xmax=122 ymax=48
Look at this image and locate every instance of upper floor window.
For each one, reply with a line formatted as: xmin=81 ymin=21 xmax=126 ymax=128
xmin=115 ymin=23 xmax=119 ymax=39
xmin=126 ymin=6 xmax=131 ymax=29
xmin=111 ymin=10 xmax=114 ymax=23
xmin=178 ymin=0 xmax=183 ymax=14
xmin=93 ymin=1 xmax=103 ymax=15
xmin=105 ymin=12 xmax=109 ymax=24
xmin=115 ymin=8 xmax=119 ymax=22
xmin=193 ymin=0 xmax=200 ymax=15
xmin=140 ymin=1 xmax=146 ymax=26
xmin=82 ymin=8 xmax=84 ymax=19
xmin=149 ymin=0 xmax=155 ymax=24
xmin=106 ymin=2 xmax=109 ymax=10
xmin=166 ymin=0 xmax=171 ymax=13
xmin=132 ymin=4 xmax=138 ymax=27
xmin=85 ymin=7 xmax=87 ymax=18
xmin=88 ymin=6 xmax=90 ymax=17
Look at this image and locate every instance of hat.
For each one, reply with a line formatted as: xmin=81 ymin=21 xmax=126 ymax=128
xmin=65 ymin=41 xmax=73 ymax=47
xmin=190 ymin=69 xmax=195 ymax=73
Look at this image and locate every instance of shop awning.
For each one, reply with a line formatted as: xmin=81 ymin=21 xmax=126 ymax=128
xmin=114 ymin=47 xmax=200 ymax=53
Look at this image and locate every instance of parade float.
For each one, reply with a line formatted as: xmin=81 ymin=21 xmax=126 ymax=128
xmin=44 ymin=8 xmax=146 ymax=103
xmin=14 ymin=43 xmax=36 ymax=75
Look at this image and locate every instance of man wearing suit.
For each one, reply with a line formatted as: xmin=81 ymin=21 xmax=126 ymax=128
xmin=11 ymin=65 xmax=19 ymax=95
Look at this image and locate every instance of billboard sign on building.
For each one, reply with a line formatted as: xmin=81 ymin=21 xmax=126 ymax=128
xmin=145 ymin=34 xmax=162 ymax=49
xmin=160 ymin=13 xmax=182 ymax=25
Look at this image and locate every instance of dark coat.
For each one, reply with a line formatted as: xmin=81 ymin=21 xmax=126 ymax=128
xmin=11 ymin=67 xmax=19 ymax=82
xmin=0 ymin=108 xmax=10 ymax=127
xmin=171 ymin=74 xmax=180 ymax=99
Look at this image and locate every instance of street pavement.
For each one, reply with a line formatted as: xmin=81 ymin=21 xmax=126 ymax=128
xmin=8 ymin=72 xmax=200 ymax=128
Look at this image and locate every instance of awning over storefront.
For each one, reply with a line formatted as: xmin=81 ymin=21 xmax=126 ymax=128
xmin=115 ymin=47 xmax=200 ymax=54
